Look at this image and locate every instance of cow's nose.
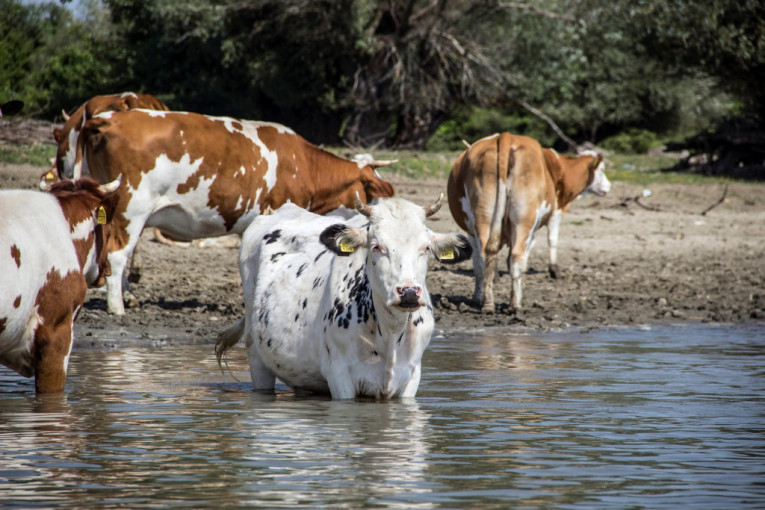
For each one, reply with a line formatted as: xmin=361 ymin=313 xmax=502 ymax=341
xmin=396 ymin=285 xmax=422 ymax=307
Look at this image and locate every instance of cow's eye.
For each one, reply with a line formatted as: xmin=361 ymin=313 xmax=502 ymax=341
xmin=423 ymin=245 xmax=432 ymax=255
xmin=371 ymin=242 xmax=385 ymax=254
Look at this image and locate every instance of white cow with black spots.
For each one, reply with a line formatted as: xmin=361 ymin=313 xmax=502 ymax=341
xmin=216 ymin=195 xmax=472 ymax=399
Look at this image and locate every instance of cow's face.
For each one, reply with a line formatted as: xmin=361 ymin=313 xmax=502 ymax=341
xmin=321 ymin=197 xmax=472 ymax=312
xmin=582 ymin=152 xmax=611 ymax=196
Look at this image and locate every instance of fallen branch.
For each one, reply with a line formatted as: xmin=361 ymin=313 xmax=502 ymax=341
xmin=617 ymin=194 xmax=661 ymax=212
xmin=700 ymin=184 xmax=729 ymax=215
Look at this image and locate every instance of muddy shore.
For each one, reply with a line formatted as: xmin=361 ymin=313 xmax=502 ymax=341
xmin=1 ymin=152 xmax=763 ymax=348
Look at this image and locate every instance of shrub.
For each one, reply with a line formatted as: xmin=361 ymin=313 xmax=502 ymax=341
xmin=599 ymin=128 xmax=660 ymax=154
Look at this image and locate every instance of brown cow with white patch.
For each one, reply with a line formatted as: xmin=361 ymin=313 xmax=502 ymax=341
xmin=79 ymin=109 xmax=396 ymax=314
xmin=46 ymin=92 xmax=169 ymax=183
xmin=447 ymin=132 xmax=611 ymax=312
xmin=0 ymin=178 xmax=120 ymax=393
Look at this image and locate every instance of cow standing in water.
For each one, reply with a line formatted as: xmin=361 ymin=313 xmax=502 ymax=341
xmin=78 ymin=109 xmax=396 ymax=314
xmin=215 ymin=195 xmax=472 ymax=399
xmin=447 ymin=132 xmax=611 ymax=312
xmin=0 ymin=178 xmax=120 ymax=393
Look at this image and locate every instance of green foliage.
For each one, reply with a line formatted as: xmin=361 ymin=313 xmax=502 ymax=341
xmin=600 ymin=128 xmax=660 ymax=154
xmin=0 ymin=143 xmax=55 ymax=166
xmin=427 ymin=107 xmax=552 ymax=151
xmin=0 ymin=0 xmax=760 ymax=157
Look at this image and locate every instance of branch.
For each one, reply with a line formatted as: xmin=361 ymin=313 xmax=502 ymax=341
xmin=700 ymin=184 xmax=729 ymax=215
xmin=496 ymin=1 xmax=576 ymax=22
xmin=516 ymin=99 xmax=579 ymax=152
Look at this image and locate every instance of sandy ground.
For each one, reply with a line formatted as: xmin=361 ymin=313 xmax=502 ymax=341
xmin=2 ymin=153 xmax=763 ymax=347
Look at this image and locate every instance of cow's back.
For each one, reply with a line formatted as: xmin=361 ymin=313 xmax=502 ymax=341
xmin=0 ymin=192 xmax=81 ymax=376
xmin=56 ymin=93 xmax=169 ymax=179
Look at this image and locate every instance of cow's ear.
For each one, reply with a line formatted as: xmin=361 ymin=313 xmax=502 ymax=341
xmin=432 ymin=233 xmax=473 ymax=264
xmin=320 ymin=224 xmax=366 ymax=257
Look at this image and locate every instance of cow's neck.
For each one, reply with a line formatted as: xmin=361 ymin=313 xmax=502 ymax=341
xmin=372 ymin=293 xmax=427 ymax=361
xmin=548 ymin=160 xmax=589 ymax=210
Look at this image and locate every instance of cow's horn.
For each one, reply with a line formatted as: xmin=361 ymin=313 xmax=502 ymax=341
xmin=368 ymin=159 xmax=397 ymax=168
xmin=99 ymin=175 xmax=122 ymax=194
xmin=62 ymin=109 xmax=70 ymax=121
xmin=425 ymin=193 xmax=443 ymax=218
xmin=462 ymin=139 xmax=471 ymax=149
xmin=354 ymin=191 xmax=373 ymax=217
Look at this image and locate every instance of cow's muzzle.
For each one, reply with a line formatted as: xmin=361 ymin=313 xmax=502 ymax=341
xmin=396 ymin=285 xmax=423 ymax=309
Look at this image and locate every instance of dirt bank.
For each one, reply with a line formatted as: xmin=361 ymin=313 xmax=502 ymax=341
xmin=1 ymin=152 xmax=763 ymax=347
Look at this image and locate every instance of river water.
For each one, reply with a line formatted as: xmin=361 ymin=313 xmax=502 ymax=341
xmin=1 ymin=323 xmax=763 ymax=508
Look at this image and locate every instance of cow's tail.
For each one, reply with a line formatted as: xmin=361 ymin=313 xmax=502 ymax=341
xmin=215 ymin=317 xmax=246 ymax=373
xmin=488 ymin=132 xmax=513 ymax=248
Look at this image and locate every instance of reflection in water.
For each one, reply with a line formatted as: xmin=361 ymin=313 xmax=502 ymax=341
xmin=0 ymin=324 xmax=764 ymax=508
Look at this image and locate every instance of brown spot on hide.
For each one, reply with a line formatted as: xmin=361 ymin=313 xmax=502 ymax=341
xmin=10 ymin=244 xmax=21 ymax=267
xmin=13 ymin=296 xmax=21 ymax=308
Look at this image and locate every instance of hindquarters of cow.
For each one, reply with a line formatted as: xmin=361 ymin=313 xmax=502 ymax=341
xmin=447 ymin=133 xmax=518 ymax=312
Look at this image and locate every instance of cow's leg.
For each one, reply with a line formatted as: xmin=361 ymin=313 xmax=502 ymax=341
xmin=508 ymin=223 xmax=534 ymax=310
xmin=32 ymin=317 xmax=75 ymax=394
xmin=482 ymin=246 xmax=500 ymax=314
xmin=399 ymin=364 xmax=422 ymax=398
xmin=106 ymin=223 xmax=145 ymax=315
xmin=468 ymin=234 xmax=485 ymax=305
xmin=246 ymin=338 xmax=276 ymax=391
xmin=127 ymin=240 xmax=142 ymax=284
xmin=547 ymin=209 xmax=563 ymax=279
xmin=326 ymin=369 xmax=356 ymax=400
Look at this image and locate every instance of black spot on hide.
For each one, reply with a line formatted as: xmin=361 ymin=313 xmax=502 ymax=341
xmin=264 ymin=230 xmax=281 ymax=244
xmin=271 ymin=251 xmax=286 ymax=262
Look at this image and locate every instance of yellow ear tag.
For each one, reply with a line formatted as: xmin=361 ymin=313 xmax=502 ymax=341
xmin=339 ymin=241 xmax=355 ymax=253
xmin=439 ymin=247 xmax=455 ymax=260
xmin=97 ymin=206 xmax=107 ymax=225
xmin=45 ymin=171 xmax=55 ymax=181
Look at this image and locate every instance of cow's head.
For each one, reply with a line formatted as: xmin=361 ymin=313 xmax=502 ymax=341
xmin=320 ymin=194 xmax=472 ymax=311
xmin=41 ymin=176 xmax=122 ymax=286
xmin=581 ymin=151 xmax=611 ymax=196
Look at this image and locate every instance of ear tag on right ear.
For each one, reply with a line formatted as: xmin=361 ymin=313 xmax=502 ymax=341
xmin=97 ymin=206 xmax=107 ymax=225
xmin=339 ymin=241 xmax=355 ymax=253
xmin=439 ymin=247 xmax=455 ymax=260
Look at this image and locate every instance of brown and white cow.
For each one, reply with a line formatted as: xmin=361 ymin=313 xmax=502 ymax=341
xmin=45 ymin=92 xmax=169 ymax=183
xmin=447 ymin=132 xmax=611 ymax=312
xmin=0 ymin=178 xmax=120 ymax=393
xmin=79 ymin=109 xmax=396 ymax=314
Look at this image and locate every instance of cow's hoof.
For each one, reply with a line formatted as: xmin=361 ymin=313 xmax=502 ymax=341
xmin=124 ymin=291 xmax=139 ymax=309
xmin=481 ymin=303 xmax=495 ymax=314
xmin=549 ymin=264 xmax=561 ymax=279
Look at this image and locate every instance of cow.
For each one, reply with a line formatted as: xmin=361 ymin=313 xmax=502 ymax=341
xmin=447 ymin=132 xmax=611 ymax=313
xmin=0 ymin=177 xmax=121 ymax=393
xmin=44 ymin=92 xmax=169 ymax=184
xmin=78 ymin=108 xmax=396 ymax=315
xmin=214 ymin=194 xmax=472 ymax=399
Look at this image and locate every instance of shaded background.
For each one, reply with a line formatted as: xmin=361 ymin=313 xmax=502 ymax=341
xmin=2 ymin=0 xmax=763 ymax=175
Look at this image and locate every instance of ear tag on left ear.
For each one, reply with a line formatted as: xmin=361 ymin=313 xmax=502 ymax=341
xmin=439 ymin=247 xmax=455 ymax=260
xmin=97 ymin=206 xmax=107 ymax=225
xmin=45 ymin=171 xmax=55 ymax=181
xmin=339 ymin=241 xmax=355 ymax=253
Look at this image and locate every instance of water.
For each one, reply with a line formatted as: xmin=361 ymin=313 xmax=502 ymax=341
xmin=1 ymin=324 xmax=764 ymax=508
